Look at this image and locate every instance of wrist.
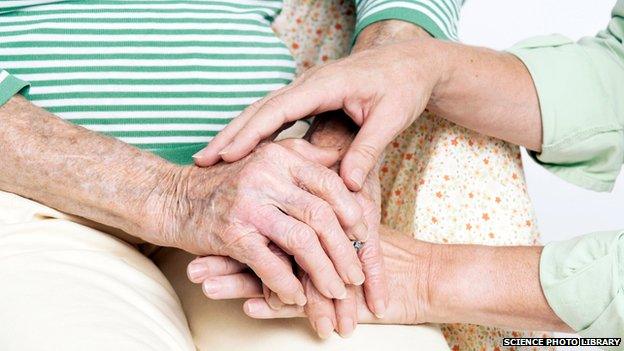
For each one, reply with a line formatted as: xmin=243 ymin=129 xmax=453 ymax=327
xmin=425 ymin=242 xmax=477 ymax=324
xmin=416 ymin=39 xmax=455 ymax=111
xmin=135 ymin=163 xmax=204 ymax=248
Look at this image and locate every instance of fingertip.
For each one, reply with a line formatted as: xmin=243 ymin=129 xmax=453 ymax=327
xmin=340 ymin=165 xmax=364 ymax=192
xmin=314 ymin=317 xmax=335 ymax=339
xmin=244 ymin=298 xmax=269 ymax=318
xmin=192 ymin=149 xmax=220 ymax=167
xmin=338 ymin=317 xmax=355 ymax=338
xmin=219 ymin=144 xmax=250 ymax=163
xmin=187 ymin=260 xmax=207 ymax=283
xmin=372 ymin=298 xmax=387 ymax=319
xmin=295 ymin=291 xmax=308 ymax=306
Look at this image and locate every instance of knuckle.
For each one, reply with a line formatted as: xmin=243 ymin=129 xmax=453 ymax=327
xmin=238 ymin=275 xmax=251 ymax=292
xmin=285 ymin=225 xmax=316 ymax=252
xmin=258 ymin=142 xmax=285 ymax=158
xmin=305 ymin=288 xmax=327 ymax=306
xmin=341 ymin=203 xmax=363 ymax=228
xmin=249 ymin=96 xmax=268 ymax=110
xmin=318 ymin=169 xmax=343 ymax=193
xmin=232 ymin=235 xmax=267 ymax=263
xmin=304 ymin=201 xmax=333 ymax=224
xmin=274 ymin=275 xmax=299 ymax=295
xmin=221 ymin=256 xmax=237 ymax=274
xmin=359 ymin=244 xmax=382 ymax=267
xmin=262 ymin=95 xmax=287 ymax=114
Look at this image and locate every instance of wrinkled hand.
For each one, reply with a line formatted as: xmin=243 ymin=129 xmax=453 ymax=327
xmin=189 ymin=139 xmax=387 ymax=338
xmin=153 ymin=141 xmax=368 ymax=306
xmin=187 ymin=226 xmax=432 ymax=328
xmin=292 ymin=163 xmax=387 ymax=338
xmin=192 ymin=38 xmax=443 ymax=191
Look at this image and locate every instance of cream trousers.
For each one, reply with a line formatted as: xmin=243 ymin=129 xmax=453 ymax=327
xmin=0 ymin=190 xmax=449 ymax=351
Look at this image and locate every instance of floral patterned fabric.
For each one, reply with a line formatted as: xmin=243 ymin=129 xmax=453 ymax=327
xmin=274 ymin=1 xmax=552 ymax=350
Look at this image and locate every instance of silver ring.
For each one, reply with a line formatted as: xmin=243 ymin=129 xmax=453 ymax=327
xmin=352 ymin=240 xmax=364 ymax=252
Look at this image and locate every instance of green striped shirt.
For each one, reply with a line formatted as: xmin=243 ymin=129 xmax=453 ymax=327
xmin=0 ymin=0 xmax=464 ymax=164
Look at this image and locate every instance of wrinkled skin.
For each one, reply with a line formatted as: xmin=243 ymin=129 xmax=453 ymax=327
xmin=188 ymin=226 xmax=432 ymax=326
xmin=189 ymin=137 xmax=388 ymax=338
xmin=153 ymin=142 xmax=368 ymax=306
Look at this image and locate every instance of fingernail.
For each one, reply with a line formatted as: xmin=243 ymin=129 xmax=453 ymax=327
xmin=202 ymin=279 xmax=222 ymax=297
xmin=373 ymin=299 xmax=386 ymax=319
xmin=349 ymin=168 xmax=365 ymax=188
xmin=338 ymin=317 xmax=354 ymax=338
xmin=218 ymin=144 xmax=232 ymax=156
xmin=191 ymin=150 xmax=203 ymax=160
xmin=329 ymin=281 xmax=347 ymax=300
xmin=348 ymin=265 xmax=365 ymax=286
xmin=245 ymin=299 xmax=262 ymax=315
xmin=294 ymin=292 xmax=307 ymax=306
xmin=187 ymin=262 xmax=207 ymax=281
xmin=315 ymin=317 xmax=334 ymax=339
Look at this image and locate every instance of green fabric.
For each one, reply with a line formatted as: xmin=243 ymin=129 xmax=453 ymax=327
xmin=0 ymin=70 xmax=29 ymax=106
xmin=0 ymin=0 xmax=292 ymax=165
xmin=353 ymin=0 xmax=466 ymax=43
xmin=540 ymin=230 xmax=624 ymax=342
xmin=507 ymin=1 xmax=624 ymax=192
xmin=354 ymin=8 xmax=449 ymax=41
xmin=508 ymin=1 xmax=624 ymax=341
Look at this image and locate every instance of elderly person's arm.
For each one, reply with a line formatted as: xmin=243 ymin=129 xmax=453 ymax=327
xmin=0 ymin=94 xmax=371 ymax=305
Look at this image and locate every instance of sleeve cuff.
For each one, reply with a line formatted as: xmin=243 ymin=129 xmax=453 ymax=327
xmin=355 ymin=7 xmax=449 ymax=42
xmin=354 ymin=0 xmax=461 ymax=43
xmin=507 ymin=35 xmax=624 ymax=192
xmin=0 ymin=70 xmax=29 ymax=107
xmin=540 ymin=230 xmax=624 ymax=335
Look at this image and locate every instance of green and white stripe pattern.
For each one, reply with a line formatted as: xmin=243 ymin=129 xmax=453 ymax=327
xmin=0 ymin=0 xmax=294 ymax=164
xmin=0 ymin=0 xmax=465 ymax=164
xmin=355 ymin=0 xmax=464 ymax=40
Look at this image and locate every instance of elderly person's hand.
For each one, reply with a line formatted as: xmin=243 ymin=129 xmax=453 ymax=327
xmin=188 ymin=137 xmax=386 ymax=337
xmin=150 ymin=141 xmax=368 ymax=306
xmin=187 ymin=226 xmax=432 ymax=326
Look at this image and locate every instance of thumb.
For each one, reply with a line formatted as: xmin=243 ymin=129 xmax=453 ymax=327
xmin=276 ymin=138 xmax=341 ymax=167
xmin=340 ymin=109 xmax=403 ymax=191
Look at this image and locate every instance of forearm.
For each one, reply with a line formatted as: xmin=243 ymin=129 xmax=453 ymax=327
xmin=0 ymin=95 xmax=183 ymax=241
xmin=427 ymin=39 xmax=543 ymax=151
xmin=427 ymin=243 xmax=572 ymax=332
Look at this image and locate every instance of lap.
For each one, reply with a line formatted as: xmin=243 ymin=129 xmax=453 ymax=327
xmin=0 ymin=191 xmax=194 ymax=351
xmin=154 ymin=248 xmax=450 ymax=351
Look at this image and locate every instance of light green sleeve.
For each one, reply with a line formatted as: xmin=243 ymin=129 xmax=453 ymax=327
xmin=507 ymin=0 xmax=624 ymax=192
xmin=354 ymin=0 xmax=466 ymax=41
xmin=540 ymin=230 xmax=624 ymax=341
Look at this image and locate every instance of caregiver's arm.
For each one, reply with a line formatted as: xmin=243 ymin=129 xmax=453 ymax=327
xmin=429 ymin=241 xmax=572 ymax=332
xmin=0 ymin=95 xmax=368 ymax=304
xmin=188 ymin=228 xmax=573 ymax=332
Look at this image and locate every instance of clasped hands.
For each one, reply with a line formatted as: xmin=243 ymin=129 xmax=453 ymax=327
xmin=181 ymin=136 xmax=390 ymax=339
xmin=163 ymin=21 xmax=438 ymax=339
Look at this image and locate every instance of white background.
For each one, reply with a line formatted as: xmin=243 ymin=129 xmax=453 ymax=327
xmin=459 ymin=0 xmax=623 ymax=349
